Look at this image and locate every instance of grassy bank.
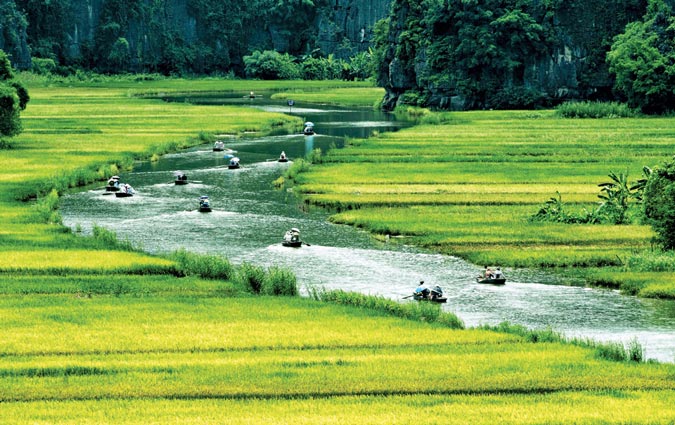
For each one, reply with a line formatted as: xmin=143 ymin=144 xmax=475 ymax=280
xmin=2 ymin=77 xmax=675 ymax=422
xmin=293 ymin=109 xmax=675 ymax=298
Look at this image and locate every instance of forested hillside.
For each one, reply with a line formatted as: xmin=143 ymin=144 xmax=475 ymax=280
xmin=2 ymin=0 xmax=670 ymax=109
xmin=374 ymin=0 xmax=649 ymax=109
xmin=9 ymin=0 xmax=383 ymax=74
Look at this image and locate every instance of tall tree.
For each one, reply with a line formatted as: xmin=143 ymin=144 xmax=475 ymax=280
xmin=643 ymin=157 xmax=675 ymax=249
xmin=0 ymin=50 xmax=29 ymax=138
xmin=607 ymin=0 xmax=675 ymax=113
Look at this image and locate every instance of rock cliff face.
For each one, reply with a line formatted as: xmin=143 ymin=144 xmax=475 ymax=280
xmin=0 ymin=0 xmax=31 ymax=69
xmin=2 ymin=0 xmax=651 ymax=109
xmin=57 ymin=0 xmax=391 ymax=71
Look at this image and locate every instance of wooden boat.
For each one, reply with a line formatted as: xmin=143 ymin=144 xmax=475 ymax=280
xmin=282 ymin=228 xmax=302 ymax=247
xmin=198 ymin=196 xmax=211 ymax=212
xmin=115 ymin=184 xmax=135 ymax=197
xmin=174 ymin=172 xmax=188 ymax=185
xmin=412 ymin=293 xmax=447 ymax=303
xmin=476 ymin=277 xmax=506 ymax=285
xmin=213 ymin=141 xmax=225 ymax=151
xmin=228 ymin=157 xmax=240 ymax=169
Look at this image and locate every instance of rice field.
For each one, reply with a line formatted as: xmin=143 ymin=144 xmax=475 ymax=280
xmin=3 ymin=77 xmax=675 ymax=422
xmin=0 ymin=284 xmax=674 ymax=423
xmin=295 ymin=110 xmax=675 ymax=288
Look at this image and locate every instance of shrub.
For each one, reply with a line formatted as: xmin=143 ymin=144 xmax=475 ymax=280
xmin=643 ymin=157 xmax=675 ymax=249
xmin=236 ymin=262 xmax=266 ymax=294
xmin=243 ymin=50 xmax=301 ymax=80
xmin=171 ymin=249 xmax=234 ymax=280
xmin=555 ymin=101 xmax=636 ymax=118
xmin=261 ymin=266 xmax=298 ymax=296
xmin=33 ymin=189 xmax=61 ymax=224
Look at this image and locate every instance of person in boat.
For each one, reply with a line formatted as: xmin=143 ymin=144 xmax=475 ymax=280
xmin=279 ymin=151 xmax=287 ymax=161
xmin=429 ymin=285 xmax=444 ymax=301
xmin=483 ymin=266 xmax=493 ymax=279
xmin=284 ymin=228 xmax=300 ymax=243
xmin=493 ymin=267 xmax=503 ymax=279
xmin=414 ymin=281 xmax=430 ymax=299
xmin=199 ymin=196 xmax=210 ymax=210
xmin=107 ymin=176 xmax=120 ymax=188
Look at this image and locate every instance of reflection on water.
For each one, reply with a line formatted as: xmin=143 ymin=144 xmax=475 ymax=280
xmin=61 ymin=98 xmax=675 ymax=363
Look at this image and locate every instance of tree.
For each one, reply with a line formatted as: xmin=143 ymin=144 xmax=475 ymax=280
xmin=243 ymin=50 xmax=301 ymax=80
xmin=0 ymin=50 xmax=29 ymax=138
xmin=607 ymin=0 xmax=675 ymax=113
xmin=643 ymin=157 xmax=675 ymax=249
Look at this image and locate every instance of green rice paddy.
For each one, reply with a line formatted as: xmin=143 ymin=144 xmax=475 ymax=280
xmin=294 ymin=110 xmax=675 ymax=296
xmin=1 ymin=76 xmax=674 ymax=422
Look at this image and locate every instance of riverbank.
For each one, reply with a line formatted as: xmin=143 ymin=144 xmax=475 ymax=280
xmin=2 ymin=77 xmax=675 ymax=422
xmin=292 ymin=108 xmax=675 ymax=299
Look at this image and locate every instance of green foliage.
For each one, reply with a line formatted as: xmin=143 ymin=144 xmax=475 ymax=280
xmin=608 ymin=0 xmax=675 ymax=114
xmin=171 ymin=249 xmax=234 ymax=280
xmin=531 ymin=171 xmax=646 ymax=225
xmin=556 ymin=101 xmax=637 ymax=118
xmin=642 ymin=156 xmax=675 ymax=249
xmin=261 ymin=266 xmax=298 ymax=296
xmin=234 ymin=263 xmax=297 ymax=296
xmin=243 ymin=50 xmax=301 ymax=80
xmin=32 ymin=189 xmax=61 ymax=224
xmin=482 ymin=322 xmax=646 ymax=363
xmin=301 ymin=55 xmax=342 ymax=80
xmin=236 ymin=262 xmax=266 ymax=294
xmin=0 ymin=50 xmax=28 ymax=137
xmin=312 ymin=289 xmax=464 ymax=329
xmin=92 ymin=225 xmax=135 ymax=251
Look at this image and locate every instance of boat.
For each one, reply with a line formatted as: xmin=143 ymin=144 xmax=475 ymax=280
xmin=476 ymin=277 xmax=506 ymax=285
xmin=228 ymin=157 xmax=241 ymax=169
xmin=278 ymin=151 xmax=289 ymax=162
xmin=476 ymin=267 xmax=506 ymax=284
xmin=303 ymin=121 xmax=315 ymax=135
xmin=198 ymin=195 xmax=212 ymax=212
xmin=105 ymin=176 xmax=120 ymax=192
xmin=174 ymin=171 xmax=188 ymax=185
xmin=412 ymin=293 xmax=447 ymax=303
xmin=282 ymin=228 xmax=302 ymax=247
xmin=411 ymin=283 xmax=447 ymax=303
xmin=213 ymin=141 xmax=225 ymax=151
xmin=115 ymin=183 xmax=135 ymax=197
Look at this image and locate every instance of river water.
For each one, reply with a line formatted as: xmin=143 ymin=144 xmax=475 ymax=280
xmin=61 ymin=94 xmax=675 ymax=363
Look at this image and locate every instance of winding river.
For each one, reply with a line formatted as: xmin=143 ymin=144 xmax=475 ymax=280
xmin=61 ymin=94 xmax=675 ymax=363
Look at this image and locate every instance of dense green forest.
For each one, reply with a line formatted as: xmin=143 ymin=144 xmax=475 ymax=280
xmin=3 ymin=0 xmax=675 ymax=110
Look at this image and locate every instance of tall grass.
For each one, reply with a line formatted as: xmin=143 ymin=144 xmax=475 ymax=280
xmin=480 ymin=322 xmax=646 ymax=363
xmin=311 ymin=289 xmax=465 ymax=329
xmin=170 ymin=249 xmax=234 ymax=280
xmin=556 ymin=101 xmax=637 ymax=118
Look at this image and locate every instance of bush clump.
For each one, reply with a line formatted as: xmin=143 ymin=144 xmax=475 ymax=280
xmin=171 ymin=249 xmax=234 ymax=280
xmin=555 ymin=101 xmax=636 ymax=118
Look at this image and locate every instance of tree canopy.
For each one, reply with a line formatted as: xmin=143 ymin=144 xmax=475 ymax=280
xmin=607 ymin=0 xmax=675 ymax=113
xmin=643 ymin=157 xmax=675 ymax=249
xmin=0 ymin=50 xmax=29 ymax=138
